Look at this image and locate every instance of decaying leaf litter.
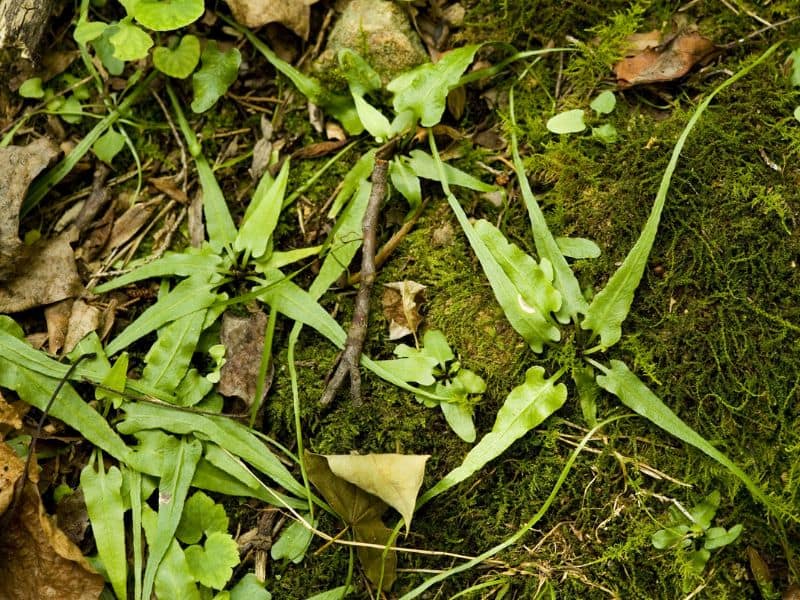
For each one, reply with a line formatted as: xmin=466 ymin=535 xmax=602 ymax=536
xmin=0 ymin=0 xmax=799 ymax=597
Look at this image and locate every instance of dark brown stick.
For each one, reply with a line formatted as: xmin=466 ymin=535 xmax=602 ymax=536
xmin=320 ymin=158 xmax=389 ymax=406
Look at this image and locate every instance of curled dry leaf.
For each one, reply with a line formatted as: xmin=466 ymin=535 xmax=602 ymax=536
xmin=0 ymin=393 xmax=25 ymax=439
xmin=45 ymin=299 xmax=73 ymax=354
xmin=382 ymin=280 xmax=426 ymax=340
xmin=218 ymin=310 xmax=271 ymax=408
xmin=0 ymin=137 xmax=59 ymax=281
xmin=224 ymin=0 xmax=320 ymax=39
xmin=63 ymin=299 xmax=102 ymax=354
xmin=614 ymin=30 xmax=717 ymax=88
xmin=0 ymin=443 xmax=104 ymax=600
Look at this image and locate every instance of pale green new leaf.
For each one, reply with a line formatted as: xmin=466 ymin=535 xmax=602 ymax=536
xmin=374 ymin=355 xmax=438 ymax=386
xmin=271 ymin=517 xmax=315 ymax=563
xmin=74 ymin=19 xmax=107 ymax=45
xmin=387 ymin=44 xmax=480 ymax=127
xmin=235 ymin=160 xmax=290 ymax=258
xmin=440 ymin=399 xmax=475 ymax=443
xmin=106 ymin=277 xmax=219 ymax=356
xmin=110 ymin=21 xmax=153 ymax=61
xmin=80 ymin=457 xmax=126 ymax=600
xmin=92 ymin=247 xmax=223 ymax=293
xmin=338 ymin=48 xmax=381 ymax=95
xmin=592 ymin=359 xmax=775 ymax=514
xmin=420 ymin=366 xmax=567 ymax=503
xmin=590 ymin=91 xmax=616 ymax=115
xmin=546 ymin=109 xmax=585 ymax=134
xmin=153 ymin=34 xmax=201 ymax=79
xmin=581 ymin=46 xmax=779 ymax=349
xmin=142 ymin=437 xmax=202 ymax=600
xmin=327 ymin=149 xmax=375 ymax=219
xmin=192 ymin=42 xmax=241 ymax=113
xmin=18 ymin=77 xmax=44 ymax=99
xmin=196 ymin=152 xmax=238 ymax=250
xmin=92 ymin=127 xmax=125 ymax=164
xmin=389 ymin=156 xmax=422 ymax=209
xmin=509 ymin=88 xmax=587 ymax=322
xmin=96 ymin=353 xmax=128 ymax=407
xmin=555 ymin=236 xmax=601 ymax=259
xmin=131 ymin=0 xmax=204 ymax=31
xmin=352 ymin=94 xmax=392 ymax=142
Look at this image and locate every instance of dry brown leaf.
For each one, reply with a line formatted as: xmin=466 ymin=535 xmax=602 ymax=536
xmin=103 ymin=198 xmax=158 ymax=253
xmin=224 ymin=0 xmax=320 ymax=39
xmin=0 ymin=137 xmax=59 ymax=281
xmin=218 ymin=310 xmax=271 ymax=408
xmin=0 ymin=234 xmax=83 ymax=313
xmin=45 ymin=298 xmax=73 ymax=354
xmin=614 ymin=30 xmax=716 ymax=88
xmin=55 ymin=488 xmax=90 ymax=546
xmin=150 ymin=177 xmax=189 ymax=204
xmin=382 ymin=280 xmax=426 ymax=340
xmin=0 ymin=394 xmax=24 ymax=440
xmin=291 ymin=139 xmax=349 ymax=160
xmin=0 ymin=444 xmax=104 ymax=600
xmin=63 ymin=299 xmax=102 ymax=353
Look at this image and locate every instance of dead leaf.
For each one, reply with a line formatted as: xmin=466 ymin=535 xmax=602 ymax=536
xmin=291 ymin=139 xmax=350 ymax=160
xmin=0 ymin=393 xmax=24 ymax=440
xmin=0 ymin=443 xmax=104 ymax=600
xmin=224 ymin=0 xmax=320 ymax=39
xmin=63 ymin=299 xmax=102 ymax=353
xmin=614 ymin=30 xmax=717 ymax=88
xmin=0 ymin=234 xmax=83 ymax=313
xmin=150 ymin=177 xmax=189 ymax=204
xmin=218 ymin=310 xmax=271 ymax=409
xmin=45 ymin=299 xmax=73 ymax=354
xmin=382 ymin=281 xmax=426 ymax=340
xmin=0 ymin=137 xmax=59 ymax=281
xmin=103 ymin=198 xmax=158 ymax=253
xmin=55 ymin=488 xmax=90 ymax=546
xmin=249 ymin=116 xmax=273 ymax=181
xmin=305 ymin=452 xmax=397 ymax=590
xmin=323 ymin=453 xmax=429 ymax=531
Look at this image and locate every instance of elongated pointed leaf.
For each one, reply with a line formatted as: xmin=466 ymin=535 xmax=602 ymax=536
xmin=141 ymin=309 xmax=206 ymax=393
xmin=581 ymin=45 xmax=780 ymax=349
xmin=593 ymin=359 xmax=776 ymax=514
xmin=235 ymin=160 xmax=290 ymax=258
xmin=81 ymin=458 xmax=126 ymax=600
xmin=106 ymin=277 xmax=219 ymax=356
xmin=404 ymin=150 xmax=498 ymax=193
xmin=92 ymin=248 xmax=223 ymax=293
xmin=142 ymin=507 xmax=201 ymax=600
xmin=142 ymin=438 xmax=202 ymax=600
xmin=509 ymin=88 xmax=587 ymax=323
xmin=421 ymin=366 xmax=566 ymax=503
xmin=327 ymin=149 xmax=375 ymax=219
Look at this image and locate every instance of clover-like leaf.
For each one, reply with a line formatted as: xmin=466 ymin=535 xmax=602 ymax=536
xmin=191 ymin=41 xmax=241 ymax=113
xmin=130 ymin=0 xmax=205 ymax=31
xmin=176 ymin=490 xmax=229 ymax=544
xmin=74 ymin=19 xmax=108 ymax=45
xmin=153 ymin=35 xmax=201 ymax=78
xmin=110 ymin=21 xmax=153 ymax=61
xmin=93 ymin=127 xmax=126 ymax=164
xmin=185 ymin=531 xmax=240 ymax=589
xmin=546 ymin=108 xmax=586 ymax=134
xmin=18 ymin=77 xmax=44 ymax=99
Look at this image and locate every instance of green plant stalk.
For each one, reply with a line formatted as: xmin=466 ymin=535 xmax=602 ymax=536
xmin=22 ymin=69 xmax=158 ymax=216
xmin=128 ymin=467 xmax=144 ymax=600
xmin=457 ymin=46 xmax=570 ymax=86
xmin=288 ymin=328 xmax=316 ymax=519
xmin=250 ymin=308 xmax=277 ymax=428
xmin=580 ymin=42 xmax=782 ymax=350
xmin=399 ymin=415 xmax=628 ymax=599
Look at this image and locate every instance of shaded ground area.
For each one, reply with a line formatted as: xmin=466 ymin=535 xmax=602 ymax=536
xmin=1 ymin=0 xmax=799 ymax=598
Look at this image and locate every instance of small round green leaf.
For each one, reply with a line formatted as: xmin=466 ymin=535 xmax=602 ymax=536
xmin=18 ymin=77 xmax=44 ymax=99
xmin=546 ymin=109 xmax=586 ymax=134
xmin=57 ymin=95 xmax=84 ymax=124
xmin=132 ymin=0 xmax=205 ymax=32
xmin=153 ymin=35 xmax=201 ymax=79
xmin=110 ymin=21 xmax=153 ymax=61
xmin=590 ymin=90 xmax=616 ymax=115
xmin=93 ymin=127 xmax=126 ymax=164
xmin=191 ymin=42 xmax=241 ymax=113
xmin=94 ymin=26 xmax=125 ymax=76
xmin=74 ymin=20 xmax=108 ymax=45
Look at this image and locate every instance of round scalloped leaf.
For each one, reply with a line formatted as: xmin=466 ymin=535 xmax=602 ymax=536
xmin=153 ymin=35 xmax=201 ymax=79
xmin=130 ymin=0 xmax=205 ymax=32
xmin=184 ymin=531 xmax=240 ymax=589
xmin=110 ymin=21 xmax=153 ymax=61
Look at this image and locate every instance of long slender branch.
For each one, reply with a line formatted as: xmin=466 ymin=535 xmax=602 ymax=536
xmin=320 ymin=158 xmax=389 ymax=406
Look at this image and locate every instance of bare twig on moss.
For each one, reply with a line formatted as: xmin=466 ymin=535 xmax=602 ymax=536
xmin=320 ymin=158 xmax=389 ymax=406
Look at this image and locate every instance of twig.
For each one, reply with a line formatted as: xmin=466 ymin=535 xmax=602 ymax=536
xmin=320 ymin=158 xmax=389 ymax=406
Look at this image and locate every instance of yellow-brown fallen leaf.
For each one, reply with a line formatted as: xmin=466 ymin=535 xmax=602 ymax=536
xmin=0 ymin=442 xmax=105 ymax=600
xmin=0 ymin=392 xmax=25 ymax=439
xmin=614 ymin=30 xmax=717 ymax=88
xmin=223 ymin=0 xmax=320 ymax=39
xmin=63 ymin=299 xmax=102 ymax=353
xmin=382 ymin=280 xmax=426 ymax=341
